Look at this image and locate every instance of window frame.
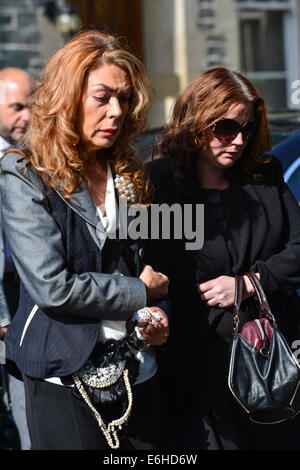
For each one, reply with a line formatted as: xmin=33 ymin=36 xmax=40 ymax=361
xmin=236 ymin=0 xmax=300 ymax=110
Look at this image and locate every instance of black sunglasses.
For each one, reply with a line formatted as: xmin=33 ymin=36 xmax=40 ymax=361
xmin=211 ymin=118 xmax=257 ymax=143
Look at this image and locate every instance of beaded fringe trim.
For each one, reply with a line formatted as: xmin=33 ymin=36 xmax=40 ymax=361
xmin=77 ymin=360 xmax=126 ymax=388
xmin=72 ymin=369 xmax=133 ymax=449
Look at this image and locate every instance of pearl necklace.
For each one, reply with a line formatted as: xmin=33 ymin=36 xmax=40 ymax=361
xmin=73 ymin=368 xmax=133 ymax=449
xmin=114 ymin=174 xmax=137 ymax=203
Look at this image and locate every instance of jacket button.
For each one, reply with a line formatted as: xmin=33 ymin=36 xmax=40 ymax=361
xmin=139 ymin=248 xmax=144 ymax=258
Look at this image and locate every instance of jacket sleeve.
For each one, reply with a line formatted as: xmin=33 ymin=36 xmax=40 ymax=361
xmin=0 ymin=155 xmax=147 ymax=321
xmin=250 ymin=156 xmax=300 ymax=297
xmin=0 ymin=279 xmax=10 ymax=327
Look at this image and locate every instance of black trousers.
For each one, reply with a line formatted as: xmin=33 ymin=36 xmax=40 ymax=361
xmin=22 ymin=373 xmax=162 ymax=450
xmin=3 ymin=271 xmax=19 ymax=317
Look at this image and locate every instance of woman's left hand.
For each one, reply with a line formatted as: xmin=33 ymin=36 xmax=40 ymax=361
xmin=197 ymin=275 xmax=236 ymax=308
xmin=137 ymin=307 xmax=169 ymax=346
xmin=197 ymin=273 xmax=259 ymax=308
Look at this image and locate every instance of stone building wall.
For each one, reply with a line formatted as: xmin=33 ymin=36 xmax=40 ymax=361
xmin=142 ymin=0 xmax=300 ymax=128
xmin=0 ymin=0 xmax=45 ymax=78
xmin=141 ymin=0 xmax=241 ymax=129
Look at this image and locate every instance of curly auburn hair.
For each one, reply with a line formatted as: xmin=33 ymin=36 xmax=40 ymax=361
xmin=154 ymin=66 xmax=272 ymax=190
xmin=9 ymin=29 xmax=153 ymax=203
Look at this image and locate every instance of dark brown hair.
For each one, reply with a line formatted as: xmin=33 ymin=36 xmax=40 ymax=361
xmin=154 ymin=66 xmax=272 ymax=190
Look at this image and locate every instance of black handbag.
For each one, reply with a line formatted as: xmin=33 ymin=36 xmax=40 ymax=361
xmin=71 ymin=235 xmax=144 ymax=449
xmin=72 ymin=336 xmax=140 ymax=450
xmin=228 ymin=272 xmax=300 ymax=425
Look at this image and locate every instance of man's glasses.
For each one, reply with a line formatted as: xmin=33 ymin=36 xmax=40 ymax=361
xmin=211 ymin=118 xmax=257 ymax=144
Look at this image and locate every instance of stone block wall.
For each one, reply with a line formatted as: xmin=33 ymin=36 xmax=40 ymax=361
xmin=0 ymin=0 xmax=44 ymax=78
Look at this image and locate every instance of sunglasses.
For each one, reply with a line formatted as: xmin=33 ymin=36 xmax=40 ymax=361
xmin=211 ymin=118 xmax=257 ymax=143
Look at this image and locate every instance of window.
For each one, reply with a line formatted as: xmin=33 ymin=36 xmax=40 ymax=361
xmin=237 ymin=0 xmax=299 ymax=111
xmin=238 ymin=1 xmax=289 ymax=3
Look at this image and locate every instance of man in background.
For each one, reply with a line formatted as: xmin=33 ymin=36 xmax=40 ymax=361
xmin=0 ymin=67 xmax=34 ymax=450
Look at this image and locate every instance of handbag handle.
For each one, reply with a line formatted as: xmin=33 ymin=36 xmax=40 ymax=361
xmin=232 ymin=272 xmax=277 ymax=334
xmin=233 ymin=274 xmax=244 ymax=334
xmin=245 ymin=272 xmax=276 ymax=326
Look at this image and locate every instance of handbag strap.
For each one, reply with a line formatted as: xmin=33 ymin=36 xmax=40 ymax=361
xmin=244 ymin=272 xmax=277 ymax=326
xmin=232 ymin=272 xmax=277 ymax=335
xmin=232 ymin=274 xmax=244 ymax=334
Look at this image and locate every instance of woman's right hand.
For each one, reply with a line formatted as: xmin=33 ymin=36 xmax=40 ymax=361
xmin=139 ymin=265 xmax=169 ymax=302
xmin=0 ymin=326 xmax=8 ymax=340
xmin=137 ymin=307 xmax=169 ymax=346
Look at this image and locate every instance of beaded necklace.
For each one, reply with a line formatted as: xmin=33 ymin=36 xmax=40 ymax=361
xmin=73 ymin=368 xmax=133 ymax=449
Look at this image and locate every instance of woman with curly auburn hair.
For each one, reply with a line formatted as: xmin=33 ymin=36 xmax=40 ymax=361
xmin=24 ymin=29 xmax=153 ymax=201
xmin=0 ymin=29 xmax=169 ymax=450
xmin=145 ymin=66 xmax=300 ymax=450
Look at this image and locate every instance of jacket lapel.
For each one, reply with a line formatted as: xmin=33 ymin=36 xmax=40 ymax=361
xmin=226 ymin=180 xmax=269 ymax=274
xmin=54 ymin=181 xmax=108 ymax=249
xmin=54 ymin=175 xmax=134 ymax=249
xmin=243 ymin=182 xmax=270 ymax=263
xmin=225 ymin=180 xmax=251 ymax=274
xmin=54 ymin=180 xmax=99 ymax=228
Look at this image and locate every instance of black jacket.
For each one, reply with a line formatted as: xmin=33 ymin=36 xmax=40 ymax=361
xmin=145 ymin=154 xmax=300 ymax=341
xmin=144 ymin=154 xmax=300 ymax=450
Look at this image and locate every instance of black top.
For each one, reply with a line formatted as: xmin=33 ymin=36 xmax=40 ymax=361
xmin=201 ymin=188 xmax=229 ymax=236
xmin=194 ymin=187 xmax=233 ymax=284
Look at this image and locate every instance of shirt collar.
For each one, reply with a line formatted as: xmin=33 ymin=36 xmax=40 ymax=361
xmin=0 ymin=136 xmax=11 ymax=157
xmin=0 ymin=136 xmax=22 ymax=158
xmin=96 ymin=162 xmax=119 ymax=237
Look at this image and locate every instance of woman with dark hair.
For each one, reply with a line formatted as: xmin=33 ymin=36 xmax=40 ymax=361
xmin=146 ymin=66 xmax=300 ymax=450
xmin=0 ymin=29 xmax=169 ymax=450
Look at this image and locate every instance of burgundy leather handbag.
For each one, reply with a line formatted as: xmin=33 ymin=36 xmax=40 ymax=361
xmin=228 ymin=272 xmax=300 ymax=424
